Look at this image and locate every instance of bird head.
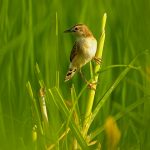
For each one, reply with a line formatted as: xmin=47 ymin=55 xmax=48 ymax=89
xmin=64 ymin=24 xmax=93 ymax=37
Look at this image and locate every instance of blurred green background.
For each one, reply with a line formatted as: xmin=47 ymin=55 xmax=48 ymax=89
xmin=0 ymin=0 xmax=150 ymax=149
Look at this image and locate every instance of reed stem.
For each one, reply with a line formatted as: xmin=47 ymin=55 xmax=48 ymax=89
xmin=82 ymin=13 xmax=107 ymax=138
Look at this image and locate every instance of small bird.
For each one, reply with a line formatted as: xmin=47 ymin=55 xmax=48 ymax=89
xmin=64 ymin=24 xmax=100 ymax=87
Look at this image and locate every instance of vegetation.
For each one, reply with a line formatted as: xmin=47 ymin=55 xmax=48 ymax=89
xmin=0 ymin=0 xmax=150 ymax=149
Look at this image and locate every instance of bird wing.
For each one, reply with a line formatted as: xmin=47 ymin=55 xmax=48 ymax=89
xmin=65 ymin=42 xmax=78 ymax=82
xmin=70 ymin=42 xmax=78 ymax=62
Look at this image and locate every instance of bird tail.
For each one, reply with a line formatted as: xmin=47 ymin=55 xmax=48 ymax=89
xmin=65 ymin=67 xmax=77 ymax=82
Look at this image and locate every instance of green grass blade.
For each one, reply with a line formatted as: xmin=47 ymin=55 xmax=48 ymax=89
xmin=90 ymin=95 xmax=150 ymax=140
xmin=49 ymin=87 xmax=89 ymax=150
xmin=88 ymin=50 xmax=149 ymax=128
xmin=26 ymin=81 xmax=43 ymax=135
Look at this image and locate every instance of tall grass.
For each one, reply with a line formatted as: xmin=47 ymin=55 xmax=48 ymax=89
xmin=0 ymin=0 xmax=150 ymax=149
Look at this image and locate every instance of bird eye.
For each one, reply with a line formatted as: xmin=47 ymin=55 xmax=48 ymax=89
xmin=74 ymin=27 xmax=78 ymax=30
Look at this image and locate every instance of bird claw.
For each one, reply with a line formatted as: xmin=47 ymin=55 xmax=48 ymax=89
xmin=93 ymin=57 xmax=102 ymax=65
xmin=88 ymin=81 xmax=97 ymax=91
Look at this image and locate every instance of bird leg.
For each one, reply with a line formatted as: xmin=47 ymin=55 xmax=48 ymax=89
xmin=93 ymin=57 xmax=102 ymax=65
xmin=79 ymin=70 xmax=96 ymax=90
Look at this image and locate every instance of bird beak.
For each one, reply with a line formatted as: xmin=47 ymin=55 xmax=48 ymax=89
xmin=64 ymin=28 xmax=73 ymax=33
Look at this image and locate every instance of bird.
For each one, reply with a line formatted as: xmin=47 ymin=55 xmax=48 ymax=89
xmin=64 ymin=24 xmax=101 ymax=88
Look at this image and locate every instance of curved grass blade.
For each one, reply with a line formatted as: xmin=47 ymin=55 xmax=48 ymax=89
xmin=90 ymin=95 xmax=150 ymax=140
xmin=88 ymin=49 xmax=150 ymax=128
xmin=49 ymin=87 xmax=89 ymax=150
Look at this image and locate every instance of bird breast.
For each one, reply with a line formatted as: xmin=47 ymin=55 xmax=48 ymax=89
xmin=70 ymin=37 xmax=97 ymax=69
xmin=78 ymin=37 xmax=97 ymax=60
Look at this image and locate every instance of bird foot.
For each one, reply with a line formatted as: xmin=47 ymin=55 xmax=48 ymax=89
xmin=88 ymin=81 xmax=97 ymax=91
xmin=93 ymin=57 xmax=102 ymax=65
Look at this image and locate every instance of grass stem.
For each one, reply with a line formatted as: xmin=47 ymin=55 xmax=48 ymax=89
xmin=82 ymin=13 xmax=107 ymax=138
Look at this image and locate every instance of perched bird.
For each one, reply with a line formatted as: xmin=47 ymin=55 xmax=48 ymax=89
xmin=64 ymin=24 xmax=100 ymax=87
